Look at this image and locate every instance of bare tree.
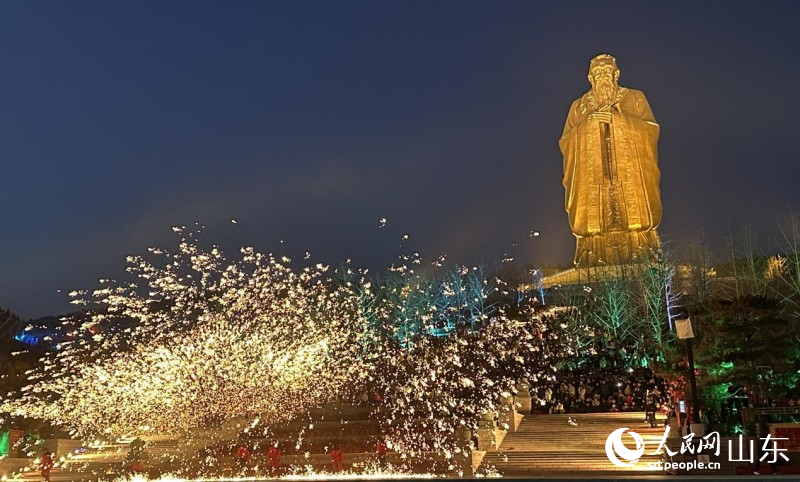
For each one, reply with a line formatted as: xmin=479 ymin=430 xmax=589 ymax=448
xmin=727 ymin=225 xmax=767 ymax=298
xmin=630 ymin=252 xmax=678 ymax=359
xmin=684 ymin=230 xmax=715 ymax=306
xmin=585 ymin=274 xmax=634 ymax=351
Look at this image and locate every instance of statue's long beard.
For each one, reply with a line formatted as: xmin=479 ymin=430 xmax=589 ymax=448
xmin=593 ymin=78 xmax=617 ymax=106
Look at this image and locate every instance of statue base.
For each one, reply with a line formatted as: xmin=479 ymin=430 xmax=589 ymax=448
xmin=574 ymin=230 xmax=660 ymax=266
xmin=541 ymin=261 xmax=659 ymax=288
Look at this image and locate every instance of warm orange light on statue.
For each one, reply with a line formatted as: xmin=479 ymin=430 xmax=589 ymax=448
xmin=559 ymin=54 xmax=662 ymax=265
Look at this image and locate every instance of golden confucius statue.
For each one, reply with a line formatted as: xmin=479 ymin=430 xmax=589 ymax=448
xmin=559 ymin=54 xmax=662 ymax=266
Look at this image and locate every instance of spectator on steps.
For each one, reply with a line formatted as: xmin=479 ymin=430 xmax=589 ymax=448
xmin=754 ymin=417 xmax=779 ymax=475
xmin=375 ymin=438 xmax=387 ymax=468
xmin=236 ymin=445 xmax=250 ymax=472
xmin=645 ymin=394 xmax=658 ymax=428
xmin=40 ymin=450 xmax=53 ymax=482
xmin=268 ymin=442 xmax=282 ymax=475
xmin=330 ymin=444 xmax=343 ymax=472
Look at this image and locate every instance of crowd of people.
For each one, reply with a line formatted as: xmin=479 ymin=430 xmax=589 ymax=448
xmin=529 ymin=364 xmax=669 ymax=415
xmin=526 ymin=322 xmax=672 ymax=417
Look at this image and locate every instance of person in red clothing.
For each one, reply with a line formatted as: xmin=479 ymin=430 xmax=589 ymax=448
xmin=375 ymin=438 xmax=387 ymax=468
xmin=330 ymin=444 xmax=343 ymax=472
xmin=129 ymin=460 xmax=144 ymax=474
xmin=40 ymin=451 xmax=54 ymax=482
xmin=267 ymin=442 xmax=282 ymax=476
xmin=235 ymin=445 xmax=250 ymax=473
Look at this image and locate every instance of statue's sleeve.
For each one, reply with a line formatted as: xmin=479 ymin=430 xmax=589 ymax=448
xmin=559 ymin=98 xmax=585 ymax=233
xmin=560 ymin=99 xmax=582 ymax=142
xmin=633 ymin=90 xmax=658 ymax=126
xmin=559 ymin=99 xmax=581 ymax=177
xmin=623 ymin=89 xmax=662 ymax=229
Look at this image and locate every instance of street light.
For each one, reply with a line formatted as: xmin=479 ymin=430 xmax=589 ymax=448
xmin=675 ymin=318 xmax=700 ymax=425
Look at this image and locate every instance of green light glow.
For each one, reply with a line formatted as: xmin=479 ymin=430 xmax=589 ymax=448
xmin=0 ymin=431 xmax=9 ymax=456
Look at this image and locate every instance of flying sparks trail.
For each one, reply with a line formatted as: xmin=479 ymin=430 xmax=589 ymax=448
xmin=115 ymin=470 xmax=438 ymax=481
xmin=0 ymin=224 xmax=589 ymax=479
xmin=1 ymin=228 xmax=371 ymax=437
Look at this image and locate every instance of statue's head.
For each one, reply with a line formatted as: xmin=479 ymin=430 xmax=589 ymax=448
xmin=588 ymin=54 xmax=619 ymax=103
xmin=588 ymin=54 xmax=619 ymax=85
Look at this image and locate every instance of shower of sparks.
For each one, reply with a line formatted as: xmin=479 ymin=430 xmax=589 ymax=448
xmin=374 ymin=304 xmax=567 ymax=459
xmin=115 ymin=468 xmax=437 ymax=482
xmin=0 ymin=224 xmax=587 ymax=478
xmin=1 ymin=228 xmax=371 ymax=437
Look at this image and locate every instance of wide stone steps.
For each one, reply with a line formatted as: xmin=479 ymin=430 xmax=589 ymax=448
xmin=482 ymin=412 xmax=668 ymax=475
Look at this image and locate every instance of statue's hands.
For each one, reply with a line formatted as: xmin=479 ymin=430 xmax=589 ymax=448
xmin=589 ymin=109 xmax=612 ymax=124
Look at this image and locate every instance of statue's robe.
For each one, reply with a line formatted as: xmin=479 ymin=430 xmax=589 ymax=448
xmin=559 ymin=87 xmax=662 ymax=265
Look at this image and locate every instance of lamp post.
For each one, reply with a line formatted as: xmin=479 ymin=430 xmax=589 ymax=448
xmin=676 ymin=318 xmax=700 ymax=424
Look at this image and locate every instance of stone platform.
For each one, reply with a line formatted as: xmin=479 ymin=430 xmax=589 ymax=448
xmin=541 ymin=263 xmax=657 ymax=288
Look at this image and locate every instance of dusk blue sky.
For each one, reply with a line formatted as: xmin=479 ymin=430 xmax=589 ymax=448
xmin=2 ymin=1 xmax=799 ymax=318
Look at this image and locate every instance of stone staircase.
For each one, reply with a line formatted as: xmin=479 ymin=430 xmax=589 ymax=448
xmin=229 ymin=404 xmax=471 ymax=476
xmin=12 ymin=417 xmax=248 ymax=481
xmin=481 ymin=412 xmax=668 ymax=476
xmin=11 ymin=404 xmax=471 ymax=479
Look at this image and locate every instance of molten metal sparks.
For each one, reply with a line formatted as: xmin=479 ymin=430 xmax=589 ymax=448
xmin=1 ymin=224 xmax=583 ymax=479
xmin=118 ymin=471 xmax=436 ymax=482
xmin=1 ymin=228 xmax=370 ymax=437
